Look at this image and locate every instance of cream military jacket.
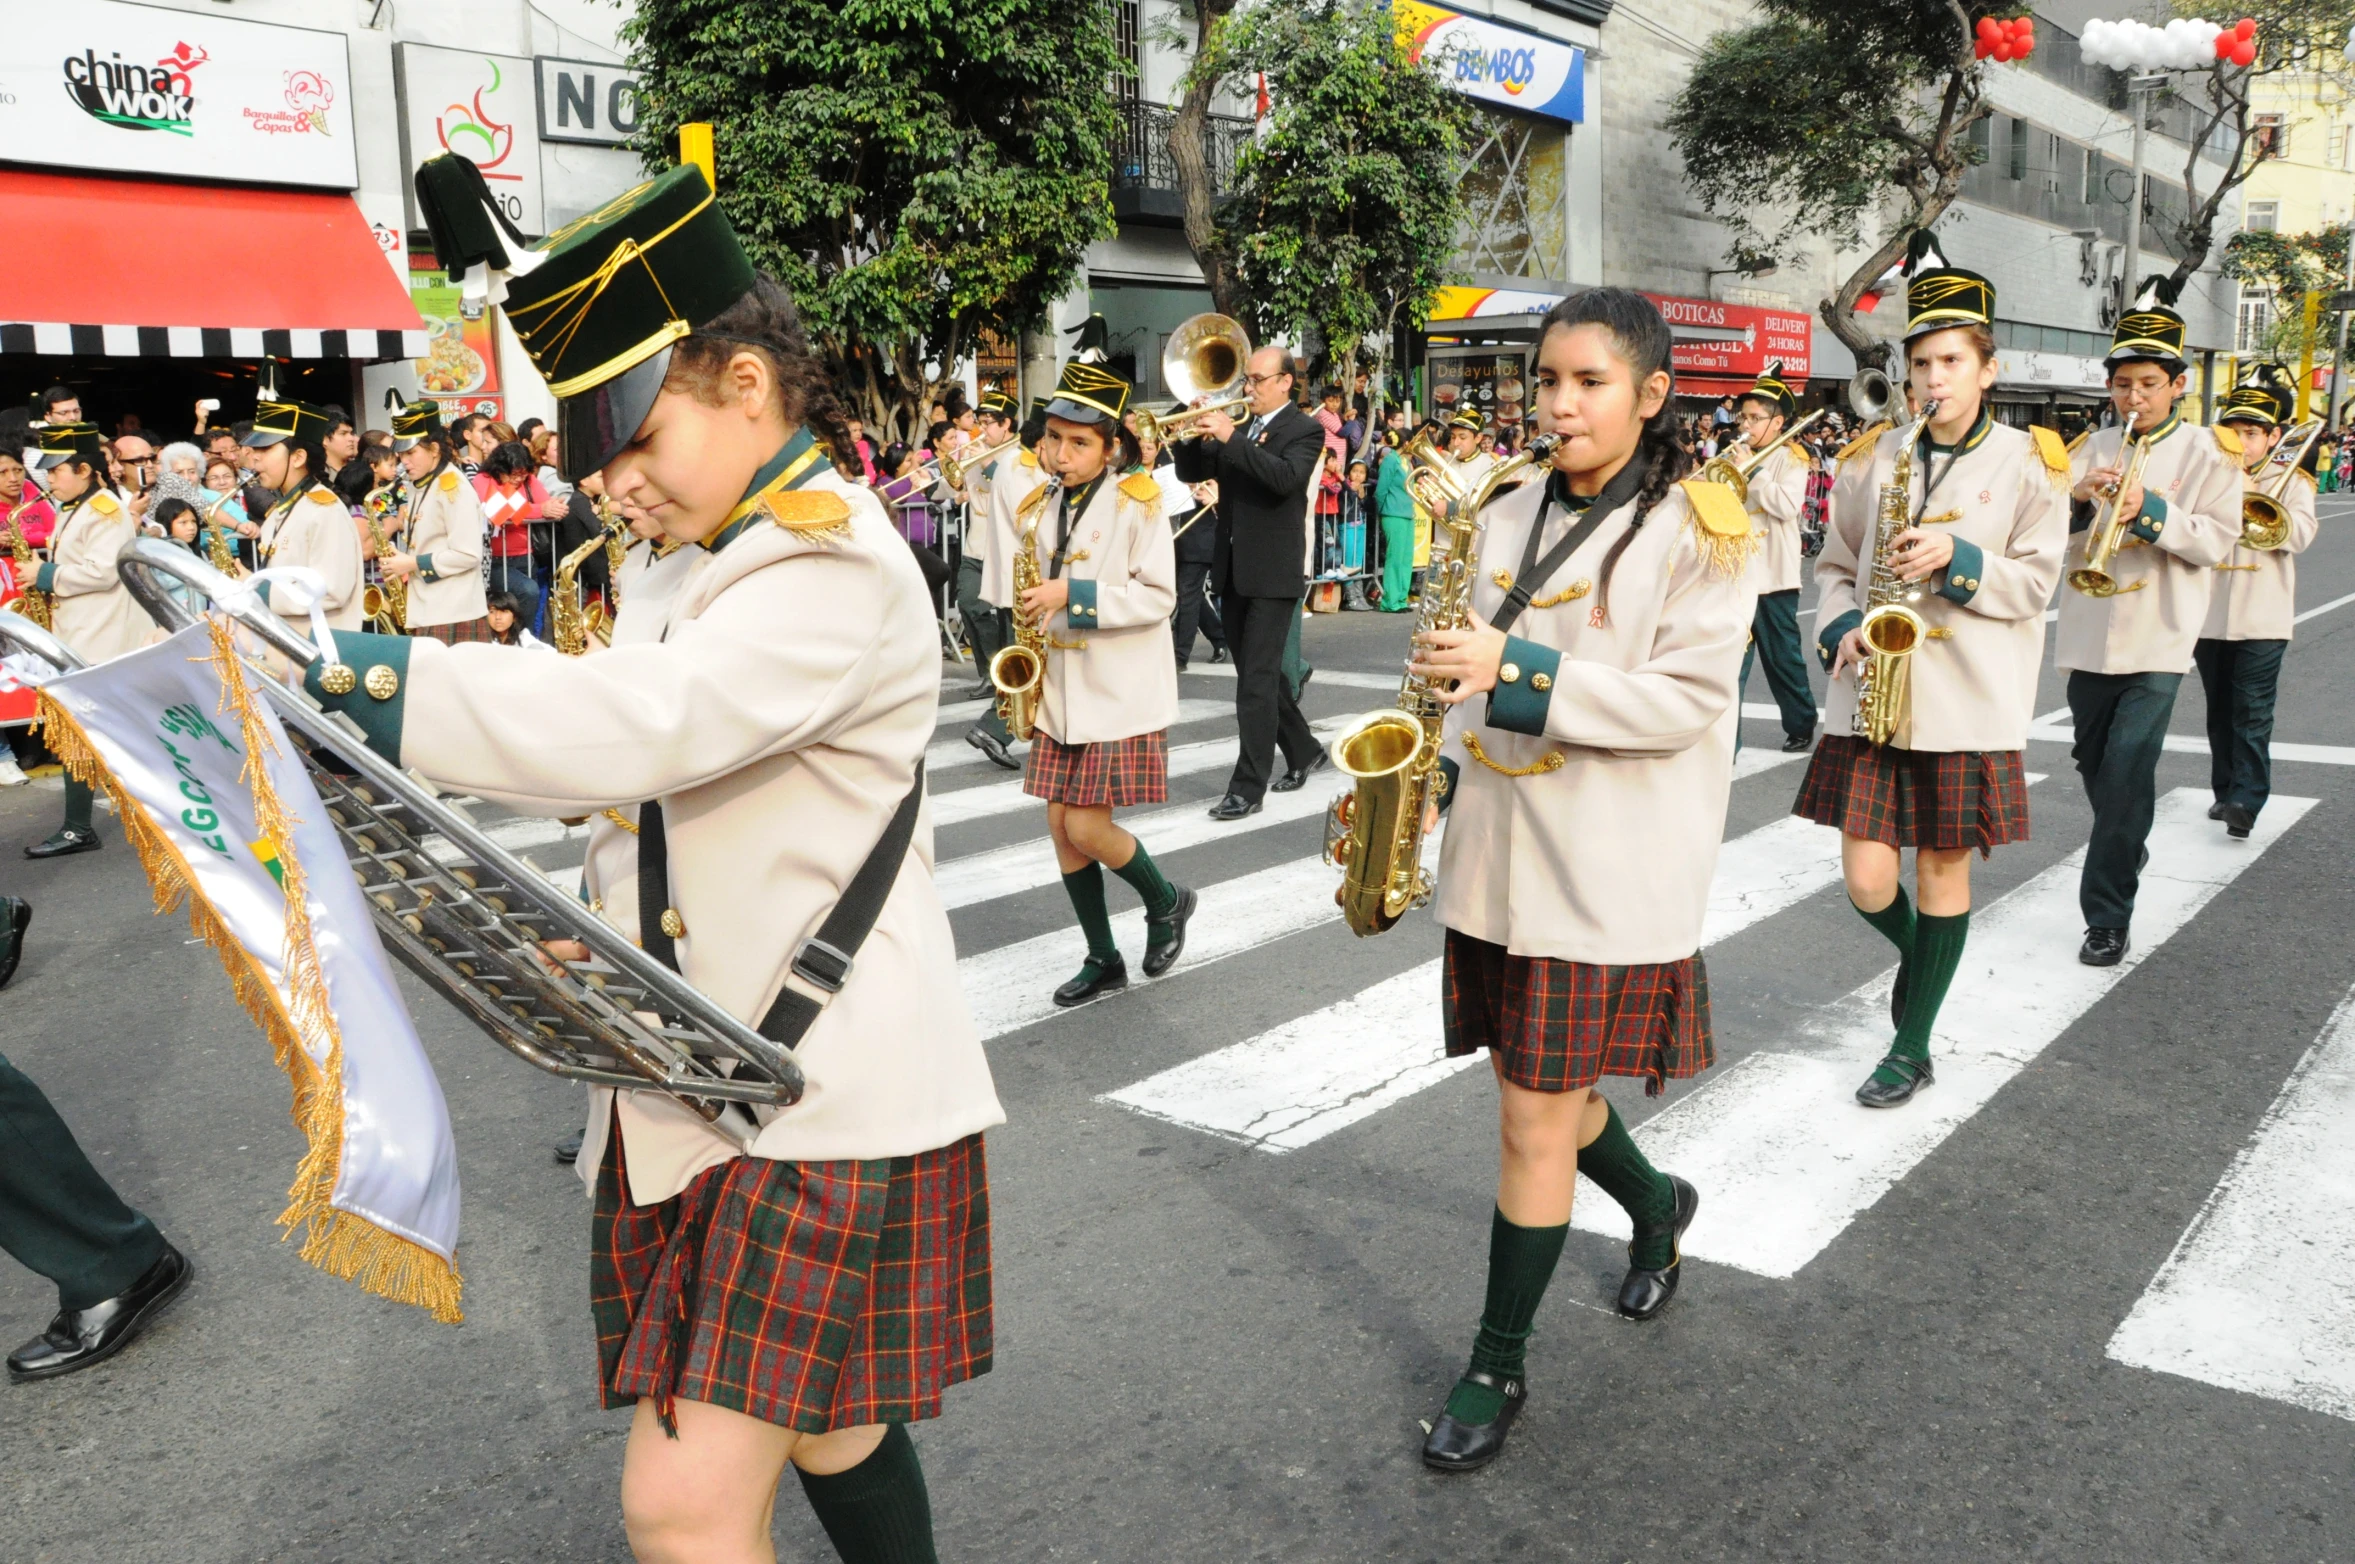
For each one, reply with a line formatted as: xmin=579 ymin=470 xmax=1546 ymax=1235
xmin=259 ymin=481 xmax=365 ymax=632
xmin=399 ymin=464 xmax=488 ymax=628
xmin=311 ymin=463 xmax=1002 ymax=1205
xmin=2058 ymin=416 xmax=2242 ymax=675
xmin=1435 ymin=474 xmax=1756 ymax=966
xmin=43 ymin=489 xmax=150 ymax=664
xmin=1815 ymin=416 xmax=2070 ymax=752
xmin=1022 ymin=471 xmax=1178 ymax=746
xmin=2204 ymin=466 xmax=2318 ymax=641
xmin=976 ymin=448 xmax=1048 ymax=609
xmin=1742 ymin=440 xmax=1811 ymax=594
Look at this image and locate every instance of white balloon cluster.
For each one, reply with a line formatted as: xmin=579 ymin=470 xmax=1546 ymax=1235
xmin=2079 ymin=16 xmax=2222 ymax=71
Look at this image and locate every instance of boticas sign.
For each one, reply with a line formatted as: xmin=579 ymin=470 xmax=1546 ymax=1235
xmin=0 ymin=0 xmax=356 ymax=188
xmin=1643 ymin=293 xmax=1813 ymax=391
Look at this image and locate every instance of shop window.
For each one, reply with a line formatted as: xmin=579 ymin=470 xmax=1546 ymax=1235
xmin=2245 ymin=200 xmax=2279 ymax=233
xmin=1455 ymin=111 xmax=1570 ymax=282
xmin=2237 ymin=292 xmax=2273 ymax=354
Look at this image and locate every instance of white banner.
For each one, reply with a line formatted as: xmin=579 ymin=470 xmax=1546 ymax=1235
xmin=398 ymin=43 xmax=545 ymax=236
xmin=0 ymin=0 xmax=357 ymax=188
xmin=36 ymin=625 xmax=463 ymax=1321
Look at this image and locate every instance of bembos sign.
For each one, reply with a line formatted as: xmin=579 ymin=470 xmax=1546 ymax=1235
xmin=1642 ymin=292 xmax=1812 ymax=390
xmin=0 ymin=0 xmax=357 ymax=188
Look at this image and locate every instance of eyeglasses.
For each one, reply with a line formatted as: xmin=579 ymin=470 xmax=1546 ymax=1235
xmin=1242 ymin=371 xmax=1290 ymax=388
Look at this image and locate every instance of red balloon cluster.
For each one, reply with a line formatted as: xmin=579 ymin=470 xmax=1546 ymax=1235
xmin=2215 ymin=17 xmax=2259 ymax=67
xmin=1974 ymin=13 xmax=2036 ymax=62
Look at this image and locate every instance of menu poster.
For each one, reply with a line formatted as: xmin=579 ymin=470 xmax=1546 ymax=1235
xmin=1428 ymin=348 xmax=1529 ymax=429
xmin=407 ymin=258 xmax=504 ymax=424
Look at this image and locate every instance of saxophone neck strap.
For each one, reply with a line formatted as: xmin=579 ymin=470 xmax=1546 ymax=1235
xmin=1488 ymin=459 xmax=1645 ymax=635
xmin=635 ymin=761 xmax=927 ymax=1051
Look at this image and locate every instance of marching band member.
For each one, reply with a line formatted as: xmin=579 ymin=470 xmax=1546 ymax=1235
xmin=1444 ymin=407 xmax=1496 ymax=490
xmin=23 ymin=423 xmax=148 ymax=860
xmin=2061 ymin=279 xmax=2241 ymax=966
xmin=1014 ymin=357 xmax=1197 ymax=1006
xmin=1408 ymin=288 xmax=1754 ymax=1473
xmin=244 ymin=392 xmax=366 ymax=633
xmin=1797 ymin=234 xmax=2068 ymax=1108
xmin=317 ymin=157 xmax=1005 ymax=1562
xmin=2199 ymin=363 xmax=2318 ymax=839
xmin=963 ymin=394 xmax=1041 ymax=770
xmin=376 ymin=398 xmax=493 ymax=643
xmin=1731 ymin=361 xmax=1820 ymax=752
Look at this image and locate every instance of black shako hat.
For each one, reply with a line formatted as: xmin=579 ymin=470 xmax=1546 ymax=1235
xmin=2217 ymin=361 xmax=2296 ymax=428
xmin=1902 ymin=230 xmax=1995 ymax=343
xmin=33 ymin=422 xmax=105 ymax=471
xmin=1744 ymin=359 xmax=1797 ymax=417
xmin=2108 ymin=275 xmax=2189 ymax=373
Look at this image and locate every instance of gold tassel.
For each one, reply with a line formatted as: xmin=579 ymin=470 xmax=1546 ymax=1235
xmin=1687 ymin=517 xmax=1762 ymax=582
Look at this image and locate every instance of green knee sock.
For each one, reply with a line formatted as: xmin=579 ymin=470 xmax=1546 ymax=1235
xmin=1110 ymin=840 xmax=1180 ymax=928
xmin=1578 ymin=1099 xmax=1678 ymax=1268
xmin=1446 ymin=1207 xmax=1567 ymax=1425
xmin=61 ymin=777 xmax=94 ymax=835
xmin=1061 ymin=864 xmax=1119 ymax=964
xmin=1854 ymin=884 xmax=1915 ymax=1020
xmin=1869 ymin=910 xmax=1970 ymax=1087
xmin=795 ymin=1423 xmax=938 ymax=1564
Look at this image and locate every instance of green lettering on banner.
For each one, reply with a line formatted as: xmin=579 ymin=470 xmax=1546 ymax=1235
xmin=154 ymin=714 xmax=238 ymax=861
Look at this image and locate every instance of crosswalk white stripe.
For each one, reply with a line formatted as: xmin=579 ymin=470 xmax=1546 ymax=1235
xmin=925 ymin=697 xmax=1233 ymax=776
xmin=1096 ymin=783 xmax=2055 ymax=1151
xmin=2023 ymin=716 xmax=2355 ymax=768
xmin=1575 ymin=789 xmax=2315 ymax=1278
xmin=2105 ymin=981 xmax=2355 ymax=1423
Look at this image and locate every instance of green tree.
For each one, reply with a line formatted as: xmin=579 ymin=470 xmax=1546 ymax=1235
xmin=1165 ymin=0 xmax=1248 ymax=319
xmin=2223 ymin=226 xmax=2350 ymax=357
xmin=622 ymin=0 xmax=1122 ymax=440
xmin=1667 ymin=1 xmax=2012 ymax=370
xmin=1187 ymin=0 xmax=1473 ymax=427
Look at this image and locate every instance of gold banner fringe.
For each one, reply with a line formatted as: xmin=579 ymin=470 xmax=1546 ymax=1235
xmin=36 ymin=651 xmax=463 ymax=1325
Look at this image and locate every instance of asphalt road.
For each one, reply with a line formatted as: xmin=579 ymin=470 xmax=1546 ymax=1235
xmin=5 ymin=502 xmax=2355 ymax=1562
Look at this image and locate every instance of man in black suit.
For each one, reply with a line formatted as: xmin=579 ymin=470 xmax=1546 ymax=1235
xmin=1169 ymin=474 xmax=1227 ymax=670
xmin=1173 ymin=347 xmax=1329 ymax=819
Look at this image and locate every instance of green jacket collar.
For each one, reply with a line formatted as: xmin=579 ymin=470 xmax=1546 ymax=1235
xmin=704 ymin=428 xmax=830 ymax=556
xmin=1921 ymin=407 xmax=1993 ymax=457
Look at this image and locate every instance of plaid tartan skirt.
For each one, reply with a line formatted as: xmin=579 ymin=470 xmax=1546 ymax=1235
xmin=409 ymin=615 xmax=496 ymax=644
xmin=1443 ymin=930 xmax=1714 ymax=1097
xmin=591 ymin=1125 xmax=993 ymax=1434
xmin=1794 ymin=735 xmax=2030 ymax=855
xmin=1024 ymin=729 xmax=1168 ymax=807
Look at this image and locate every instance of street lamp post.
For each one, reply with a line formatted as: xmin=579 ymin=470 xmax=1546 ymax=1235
xmin=2122 ymin=74 xmax=2166 ymax=303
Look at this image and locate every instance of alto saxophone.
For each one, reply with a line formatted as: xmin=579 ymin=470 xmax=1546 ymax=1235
xmin=551 ymin=524 xmax=617 ymax=656
xmin=1324 ymin=434 xmax=1561 ymax=937
xmin=988 ymin=478 xmax=1060 ymax=742
xmin=204 ymin=496 xmax=246 ymax=580
xmin=4 ymin=512 xmax=50 ymax=630
xmin=1852 ymin=399 xmax=1939 ymax=747
xmin=360 ymin=487 xmax=408 ymax=632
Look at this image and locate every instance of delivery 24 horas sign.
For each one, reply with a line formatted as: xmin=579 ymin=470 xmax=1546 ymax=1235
xmin=0 ymin=0 xmax=357 ymax=188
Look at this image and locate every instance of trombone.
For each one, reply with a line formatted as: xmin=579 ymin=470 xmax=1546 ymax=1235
xmin=1131 ymin=313 xmax=1253 ymax=444
xmin=1697 ymin=407 xmax=1829 ymax=502
xmin=2241 ymin=418 xmax=2322 ymax=550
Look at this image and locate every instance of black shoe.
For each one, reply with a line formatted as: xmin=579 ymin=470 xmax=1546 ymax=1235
xmin=1207 ymin=793 xmax=1262 ymax=821
xmin=1270 ymin=752 xmax=1331 ymax=793
xmin=963 ymin=683 xmax=995 ymax=704
xmin=1781 ymin=727 xmax=1815 ymax=753
xmin=1855 ymin=1053 xmax=1934 ymax=1109
xmin=2207 ymin=800 xmax=2228 ymax=821
xmin=2222 ymin=804 xmax=2255 ymax=840
xmin=1209 ymin=645 xmax=1228 ymax=664
xmin=24 ymin=827 xmax=100 ymax=860
xmin=1053 ymin=954 xmax=1128 ymax=1008
xmin=1617 ymin=1175 xmax=1700 ymax=1320
xmin=1421 ymin=1372 xmax=1526 ymax=1473
xmin=964 ymin=727 xmax=1020 ymax=771
xmin=553 ymin=1130 xmax=585 ymax=1166
xmin=0 ymin=896 xmax=29 ymax=990
xmin=8 ymin=1245 xmax=191 ymax=1383
xmin=2079 ymin=926 xmax=2130 ymax=967
xmin=1142 ymin=886 xmax=1197 ymax=978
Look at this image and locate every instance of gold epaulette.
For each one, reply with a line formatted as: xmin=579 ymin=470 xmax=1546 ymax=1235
xmin=1118 ymin=471 xmax=1161 ymax=506
xmin=1015 ymin=482 xmax=1053 ymax=520
xmin=1678 ymin=478 xmax=1759 ymax=579
xmin=306 ymin=486 xmax=338 ymax=504
xmin=762 ymin=490 xmax=854 ymax=533
xmin=1836 ymin=422 xmax=1890 ymax=464
xmin=2213 ymin=424 xmax=2244 ymax=457
xmin=438 ymin=468 xmax=460 ymax=495
xmin=88 ymin=490 xmax=121 ymax=517
xmin=2029 ymin=426 xmax=2072 ymax=488
xmin=1018 ymin=449 xmax=1038 ymax=469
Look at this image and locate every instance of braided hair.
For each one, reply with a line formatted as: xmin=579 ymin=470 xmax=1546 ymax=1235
xmin=1537 ymin=288 xmax=1689 ymax=622
xmin=663 ymin=275 xmax=861 ymax=474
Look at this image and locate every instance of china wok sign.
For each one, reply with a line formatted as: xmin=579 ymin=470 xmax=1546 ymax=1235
xmin=0 ymin=0 xmax=356 ymax=187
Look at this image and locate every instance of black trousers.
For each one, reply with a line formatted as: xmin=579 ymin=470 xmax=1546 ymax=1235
xmin=1173 ymin=559 xmax=1227 ymax=667
xmin=955 ymin=554 xmax=1013 ymax=745
xmin=2193 ymin=637 xmax=2286 ymax=818
xmin=0 ymin=1051 xmax=166 ymax=1310
xmin=1222 ymin=593 xmax=1318 ymax=801
xmin=1739 ymin=588 xmax=1816 ymax=740
xmin=2067 ymin=669 xmax=2183 ymax=930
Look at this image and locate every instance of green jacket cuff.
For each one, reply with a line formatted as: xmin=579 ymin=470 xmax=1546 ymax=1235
xmin=418 ymin=553 xmax=438 ymax=582
xmin=1484 ymin=635 xmax=1560 ymax=737
xmin=2130 ymin=494 xmax=2167 ymax=543
xmin=1818 ymin=608 xmax=1863 ymax=670
xmin=1434 ymin=755 xmax=1461 ymax=816
xmin=253 ymin=579 xmax=272 ymax=608
xmin=1065 ymin=577 xmax=1099 ymax=626
xmin=302 ymin=630 xmax=411 ymax=767
xmin=33 ymin=562 xmax=56 ymax=594
xmin=1937 ymin=536 xmax=1986 ymax=605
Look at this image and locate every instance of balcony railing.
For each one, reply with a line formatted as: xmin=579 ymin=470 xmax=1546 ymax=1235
xmin=1110 ymin=99 xmax=1255 ymax=225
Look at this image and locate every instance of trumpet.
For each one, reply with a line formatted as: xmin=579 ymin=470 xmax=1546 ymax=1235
xmin=1130 ymin=397 xmax=1251 ymax=444
xmin=2068 ymin=412 xmax=2150 ymax=598
xmin=2240 ymin=418 xmax=2322 ymax=551
xmin=1696 ymin=407 xmax=1829 ymax=502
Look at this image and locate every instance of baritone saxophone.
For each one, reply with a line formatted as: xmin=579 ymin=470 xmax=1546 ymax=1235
xmin=1323 ymin=433 xmax=1560 ymax=937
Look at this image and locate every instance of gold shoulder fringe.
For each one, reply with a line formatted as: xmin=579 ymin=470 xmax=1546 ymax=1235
xmin=437 ymin=468 xmax=461 ymax=495
xmin=762 ymin=489 xmax=854 ymax=536
xmin=36 ymin=632 xmax=462 ymax=1323
xmin=1836 ymin=422 xmax=1889 ymax=465
xmin=1015 ymin=482 xmax=1054 ymax=521
xmin=1019 ymin=449 xmax=1039 ymax=469
xmin=2213 ymin=423 xmax=2244 ymax=457
xmin=1678 ymin=478 xmax=1759 ymax=579
xmin=306 ymin=487 xmax=339 ymax=504
xmin=2029 ymin=425 xmax=2072 ymax=489
xmin=1118 ymin=471 xmax=1162 ymax=506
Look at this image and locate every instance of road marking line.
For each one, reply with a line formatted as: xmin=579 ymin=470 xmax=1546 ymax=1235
xmin=925 ymin=697 xmax=1231 ymax=776
xmin=1575 ymin=789 xmax=2313 ymax=1278
xmin=2293 ymin=589 xmax=2355 ymax=625
xmin=2104 ymin=981 xmax=2355 ymax=1423
xmin=2024 ymin=721 xmax=2355 ymax=768
xmin=1183 ymin=662 xmax=1403 ymax=691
